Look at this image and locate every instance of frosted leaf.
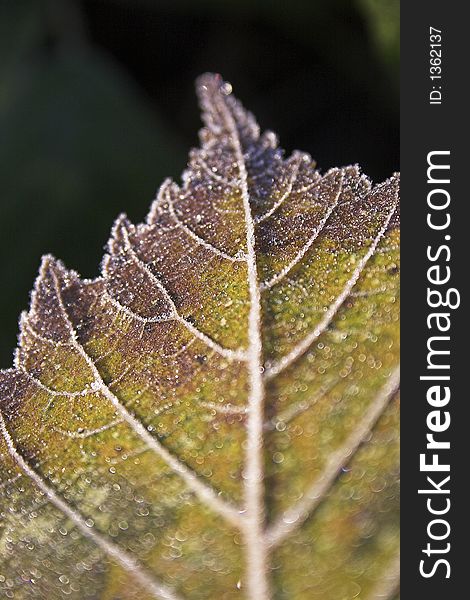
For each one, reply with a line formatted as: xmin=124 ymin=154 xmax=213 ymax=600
xmin=0 ymin=73 xmax=399 ymax=600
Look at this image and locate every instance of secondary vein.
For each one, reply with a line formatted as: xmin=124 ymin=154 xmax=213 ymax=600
xmin=46 ymin=263 xmax=244 ymax=529
xmin=265 ymin=367 xmax=400 ymax=547
xmin=0 ymin=410 xmax=184 ymax=600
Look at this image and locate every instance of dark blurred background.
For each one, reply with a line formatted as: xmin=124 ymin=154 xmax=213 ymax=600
xmin=0 ymin=0 xmax=399 ymax=367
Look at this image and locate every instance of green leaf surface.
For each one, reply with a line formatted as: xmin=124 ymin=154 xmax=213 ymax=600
xmin=0 ymin=74 xmax=399 ymax=599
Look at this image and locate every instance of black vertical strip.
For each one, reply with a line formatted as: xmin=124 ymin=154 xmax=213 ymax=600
xmin=401 ymin=2 xmax=466 ymax=597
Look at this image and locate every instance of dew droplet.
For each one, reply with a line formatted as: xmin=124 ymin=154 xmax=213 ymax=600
xmin=221 ymin=82 xmax=233 ymax=95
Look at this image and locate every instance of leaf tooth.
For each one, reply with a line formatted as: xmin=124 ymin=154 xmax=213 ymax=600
xmin=23 ymin=255 xmax=76 ymax=345
xmin=146 ymin=177 xmax=173 ymax=225
xmin=259 ymin=129 xmax=280 ymax=151
xmin=103 ymin=216 xmax=175 ymax=322
xmin=107 ymin=212 xmax=131 ymax=253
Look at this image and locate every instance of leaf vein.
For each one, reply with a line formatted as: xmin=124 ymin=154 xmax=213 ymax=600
xmin=254 ymin=155 xmax=303 ymax=223
xmin=0 ymin=410 xmax=184 ymax=600
xmin=206 ymin=78 xmax=272 ymax=600
xmin=116 ymin=227 xmax=248 ymax=362
xmin=265 ymin=367 xmax=400 ymax=547
xmin=48 ymin=266 xmax=244 ymax=528
xmin=260 ymin=169 xmax=344 ymax=290
xmin=265 ymin=199 xmax=399 ymax=378
xmin=166 ymin=186 xmax=246 ymax=262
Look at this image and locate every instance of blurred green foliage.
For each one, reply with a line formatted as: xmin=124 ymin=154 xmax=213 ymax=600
xmin=358 ymin=0 xmax=399 ymax=74
xmin=0 ymin=0 xmax=399 ymax=366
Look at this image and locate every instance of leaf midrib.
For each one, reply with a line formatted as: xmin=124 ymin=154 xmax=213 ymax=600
xmin=210 ymin=89 xmax=272 ymax=600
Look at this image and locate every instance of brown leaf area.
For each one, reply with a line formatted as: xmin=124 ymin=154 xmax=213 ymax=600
xmin=0 ymin=74 xmax=399 ymax=599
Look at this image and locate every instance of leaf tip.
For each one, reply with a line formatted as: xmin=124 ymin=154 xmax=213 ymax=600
xmin=195 ymin=72 xmax=228 ymax=97
xmin=195 ymin=72 xmax=259 ymax=143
